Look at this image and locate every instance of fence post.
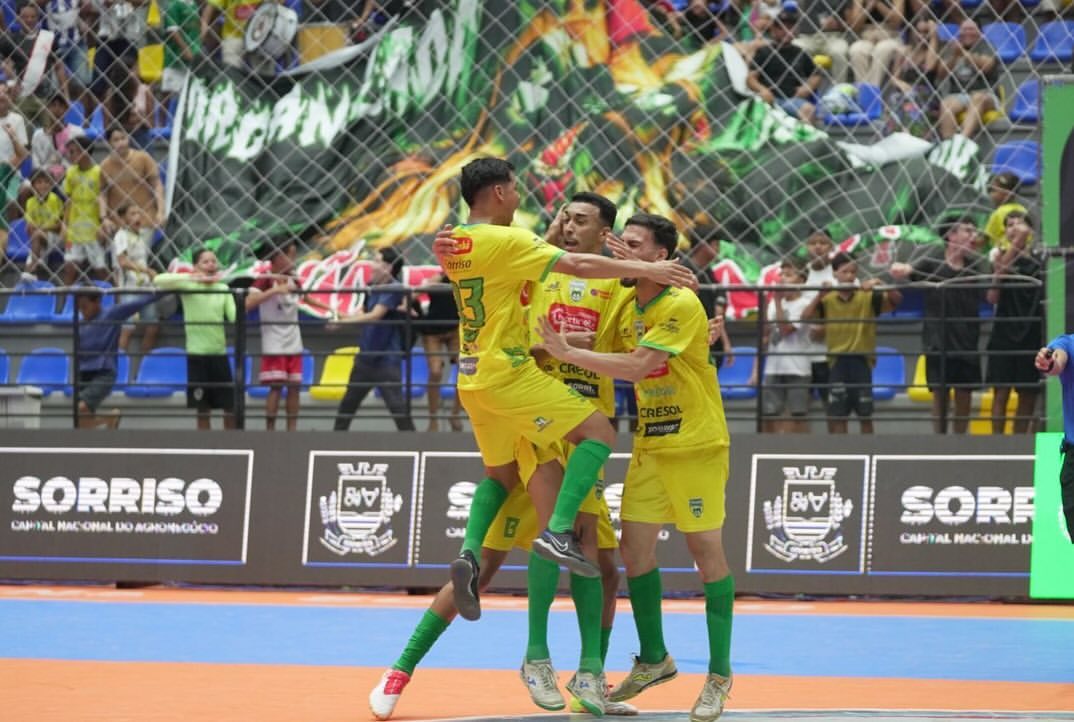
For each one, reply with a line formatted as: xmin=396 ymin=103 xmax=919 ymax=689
xmin=755 ymin=288 xmax=765 ymax=434
xmin=937 ymin=286 xmax=948 ymax=434
xmin=233 ymin=287 xmax=246 ymax=431
xmin=71 ymin=289 xmax=80 ymax=429
xmin=404 ymin=286 xmax=413 ymax=423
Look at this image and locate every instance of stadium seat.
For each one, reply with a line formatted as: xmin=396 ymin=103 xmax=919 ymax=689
xmin=991 ymin=141 xmax=1040 ymax=186
xmin=936 ymin=23 xmax=959 ymax=44
xmin=719 ymin=346 xmax=757 ymax=400
xmin=246 ymin=349 xmax=315 ymax=398
xmin=959 ymin=0 xmax=983 ymax=8
xmin=0 ymin=281 xmax=57 ymax=323
xmin=124 ymin=347 xmax=187 ymax=397
xmin=908 ymin=355 xmax=931 ymax=403
xmin=892 ymin=288 xmax=925 ymax=319
xmin=821 ymin=83 xmax=882 ymax=127
xmin=969 ymin=389 xmax=1019 ymax=435
xmin=982 ymin=22 xmax=1027 ymax=63
xmin=64 ymin=99 xmax=85 ymax=127
xmin=1029 ymin=20 xmax=1074 ymax=63
xmin=16 ymin=347 xmax=70 ymax=396
xmin=84 ymin=105 xmax=105 ymax=141
xmin=439 ymin=360 xmax=459 ymax=400
xmin=1008 ymin=79 xmax=1040 ymax=124
xmin=1 ymin=0 xmax=14 ymax=30
xmin=310 ymin=346 xmax=358 ymax=401
xmin=6 ymin=217 xmax=29 ymax=263
xmin=872 ymin=346 xmax=906 ymax=401
xmin=374 ymin=347 xmax=429 ymax=399
xmin=148 ymin=95 xmax=178 ymax=143
xmin=18 ymin=155 xmax=31 ymax=179
xmin=1020 ymin=0 xmax=1041 ymax=7
xmin=0 ymin=348 xmax=8 ymax=384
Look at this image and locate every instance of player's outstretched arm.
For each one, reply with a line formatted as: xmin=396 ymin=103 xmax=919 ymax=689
xmin=554 ymin=253 xmax=695 ymax=288
xmin=537 ymin=316 xmax=668 ymax=383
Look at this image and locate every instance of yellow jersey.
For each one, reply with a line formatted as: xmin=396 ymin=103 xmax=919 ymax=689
xmin=25 ymin=192 xmax=62 ymax=232
xmin=984 ymin=202 xmax=1029 ymax=252
xmin=63 ymin=165 xmax=101 ymax=245
xmin=616 ymin=286 xmax=729 ymax=451
xmin=444 ymin=223 xmax=564 ymax=391
xmin=207 ymin=0 xmax=263 ymax=39
xmin=528 ymin=273 xmax=633 ymax=417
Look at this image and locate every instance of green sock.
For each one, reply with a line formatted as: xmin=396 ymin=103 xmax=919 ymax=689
xmin=600 ymin=626 xmax=612 ymax=665
xmin=526 ymin=550 xmax=560 ymax=661
xmin=704 ymin=575 xmax=735 ymax=676
xmin=627 ymin=568 xmax=667 ymax=664
xmin=460 ymin=478 xmax=509 ymax=557
xmin=393 ymin=610 xmax=450 ymax=675
xmin=549 ymin=440 xmax=611 ymax=533
xmin=571 ymin=573 xmax=603 ymax=675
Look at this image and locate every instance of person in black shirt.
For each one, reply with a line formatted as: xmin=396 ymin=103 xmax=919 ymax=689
xmin=677 ymin=225 xmax=733 ymax=370
xmin=985 ymin=211 xmax=1044 ymax=434
xmin=891 ymin=216 xmax=991 ymax=434
xmin=747 ymin=5 xmax=822 ymax=125
xmin=418 ymin=271 xmax=462 ymax=432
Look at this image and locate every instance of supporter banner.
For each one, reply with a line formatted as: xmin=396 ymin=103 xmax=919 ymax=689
xmin=167 ymin=0 xmax=987 ymax=312
xmin=1030 ymin=432 xmax=1074 ymax=599
xmin=0 ymin=431 xmax=1035 ymax=597
xmin=0 ymin=446 xmax=253 ymax=565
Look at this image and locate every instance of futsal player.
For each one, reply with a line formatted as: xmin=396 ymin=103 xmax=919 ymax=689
xmin=537 ymin=212 xmax=735 ymax=722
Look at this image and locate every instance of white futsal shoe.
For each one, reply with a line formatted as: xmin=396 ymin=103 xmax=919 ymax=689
xmin=369 ymin=668 xmax=411 ymax=720
xmin=690 ymin=672 xmax=732 ymax=722
xmin=520 ymin=658 xmax=565 ymax=711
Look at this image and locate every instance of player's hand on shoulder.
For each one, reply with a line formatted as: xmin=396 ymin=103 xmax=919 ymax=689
xmin=432 ymin=224 xmax=457 ymax=263
xmin=648 ymin=260 xmax=697 ymax=290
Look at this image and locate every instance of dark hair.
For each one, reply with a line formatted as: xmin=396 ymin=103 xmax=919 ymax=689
xmin=991 ymin=171 xmax=1020 ymax=193
xmin=1005 ymin=209 xmax=1034 ymax=229
xmin=108 ymin=125 xmax=128 ymax=140
xmin=780 ymin=258 xmax=807 ymax=278
xmin=69 ymin=134 xmax=94 ymax=151
xmin=830 ymin=251 xmax=855 ymax=271
xmin=625 ymin=212 xmax=678 ymax=259
xmin=806 ymin=229 xmax=833 ymax=245
xmin=254 ymin=235 xmax=296 ymax=261
xmin=460 ymin=157 xmax=514 ymax=206
xmin=379 ymin=246 xmax=405 ymax=279
xmin=29 ymin=168 xmax=52 ymax=185
xmin=74 ymin=285 xmax=102 ymax=303
xmin=192 ymin=246 xmax=215 ymax=264
xmin=116 ymin=202 xmax=132 ymax=219
xmin=570 ymin=191 xmax=617 ymax=228
xmin=936 ymin=214 xmax=976 ymax=240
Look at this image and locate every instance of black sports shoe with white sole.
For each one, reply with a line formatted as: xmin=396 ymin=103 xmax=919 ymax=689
xmin=451 ymin=549 xmax=481 ymax=621
xmin=532 ymin=529 xmax=600 ymax=577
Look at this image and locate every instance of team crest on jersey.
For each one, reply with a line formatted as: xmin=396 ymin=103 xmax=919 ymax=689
xmin=533 ymin=416 xmax=553 ymax=431
xmin=569 ymin=280 xmax=586 ymax=302
xmin=659 ymin=317 xmax=680 ymax=335
xmin=689 ymin=498 xmax=704 ymax=518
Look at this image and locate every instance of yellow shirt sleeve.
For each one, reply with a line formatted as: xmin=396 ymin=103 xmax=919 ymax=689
xmin=639 ymin=291 xmax=701 ymax=357
xmin=494 ymin=228 xmax=565 ymax=282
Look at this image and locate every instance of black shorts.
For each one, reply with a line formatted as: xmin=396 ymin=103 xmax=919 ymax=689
xmin=827 ymin=355 xmax=873 ymax=419
xmin=77 ymin=369 xmax=116 ymax=412
xmin=925 ymin=354 xmax=981 ymax=392
xmin=811 ymin=360 xmax=830 ymax=403
xmin=986 ymin=349 xmax=1043 ymax=388
xmin=186 ymin=354 xmax=234 ymax=411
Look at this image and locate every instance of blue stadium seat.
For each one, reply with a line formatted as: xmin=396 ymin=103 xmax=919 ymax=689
xmin=959 ymin=0 xmax=983 ymax=7
xmin=16 ymin=347 xmax=70 ymax=396
xmin=84 ymin=105 xmax=105 ymax=142
xmin=719 ymin=346 xmax=757 ymax=400
xmin=375 ymin=347 xmax=429 ymax=399
xmin=125 ymin=347 xmax=187 ymax=397
xmin=872 ymin=346 xmax=906 ymax=401
xmin=936 ymin=23 xmax=959 ymax=44
xmin=6 ymin=217 xmax=29 ymax=263
xmin=0 ymin=348 xmax=8 ymax=384
xmin=1008 ymin=79 xmax=1040 ymax=124
xmin=893 ymin=288 xmax=925 ymax=318
xmin=148 ymin=95 xmax=178 ymax=143
xmin=982 ymin=22 xmax=1026 ymax=63
xmin=1030 ymin=20 xmax=1074 ymax=63
xmin=821 ymin=83 xmax=882 ymax=127
xmin=246 ymin=349 xmax=315 ymax=398
xmin=0 ymin=281 xmax=56 ymax=323
xmin=18 ymin=155 xmax=31 ymax=179
xmin=991 ymin=141 xmax=1040 ymax=186
xmin=64 ymin=99 xmax=85 ymax=128
xmin=439 ymin=360 xmax=459 ymax=399
xmin=1020 ymin=0 xmax=1041 ymax=6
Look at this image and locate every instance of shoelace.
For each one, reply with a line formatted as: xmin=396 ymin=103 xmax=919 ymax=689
xmin=383 ymin=671 xmax=409 ymax=695
xmin=698 ymin=678 xmax=729 ymax=707
xmin=535 ymin=664 xmax=558 ymax=690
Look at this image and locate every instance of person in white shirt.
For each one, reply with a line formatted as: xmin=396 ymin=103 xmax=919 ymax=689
xmin=751 ymin=260 xmax=814 ymax=433
xmin=0 ymin=85 xmax=29 ymax=257
xmin=802 ymin=230 xmax=835 ymax=405
xmin=113 ymin=203 xmax=160 ymax=353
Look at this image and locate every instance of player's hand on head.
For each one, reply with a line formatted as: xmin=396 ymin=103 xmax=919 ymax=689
xmin=603 ymin=230 xmax=632 ymax=260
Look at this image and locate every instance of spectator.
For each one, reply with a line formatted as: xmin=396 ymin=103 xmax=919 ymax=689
xmin=0 ymin=86 xmax=29 ymax=254
xmin=803 ymin=252 xmax=901 ymax=433
xmin=155 ymin=248 xmax=237 ymax=431
xmin=112 ymin=202 xmax=159 ymax=354
xmin=794 ymin=0 xmax=854 ymax=83
xmin=41 ymin=0 xmax=92 ymax=89
xmin=680 ymin=1 xmax=732 ymax=48
xmin=0 ymin=2 xmax=70 ymax=124
xmin=891 ymin=216 xmax=990 ymax=434
xmin=201 ymin=0 xmax=265 ymax=69
xmin=24 ymin=168 xmax=63 ymax=278
xmin=802 ymin=230 xmax=835 ymax=404
xmin=87 ymin=0 xmax=149 ymax=129
xmin=162 ymin=0 xmax=201 ymax=97
xmin=417 ymin=271 xmax=462 ymax=432
xmin=1035 ymin=335 xmax=1074 ymax=540
xmin=847 ymin=0 xmax=906 ymax=87
xmin=100 ymin=125 xmax=164 ymax=242
xmin=62 ymin=135 xmax=109 ymax=286
xmin=244 ymin=240 xmax=321 ymax=431
xmin=74 ymin=284 xmax=157 ymax=429
xmin=30 ymin=93 xmax=79 ymax=183
xmin=748 ymin=4 xmax=823 ymax=125
xmin=332 ymin=247 xmax=416 ymax=432
xmin=935 ymin=20 xmax=999 ymax=140
xmin=679 ymin=225 xmax=733 ymax=370
xmin=753 ymin=259 xmax=813 ymax=433
xmin=985 ymin=211 xmax=1044 ymax=434
xmin=884 ymin=19 xmax=941 ymax=139
xmin=983 ymin=172 xmax=1028 ymax=253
